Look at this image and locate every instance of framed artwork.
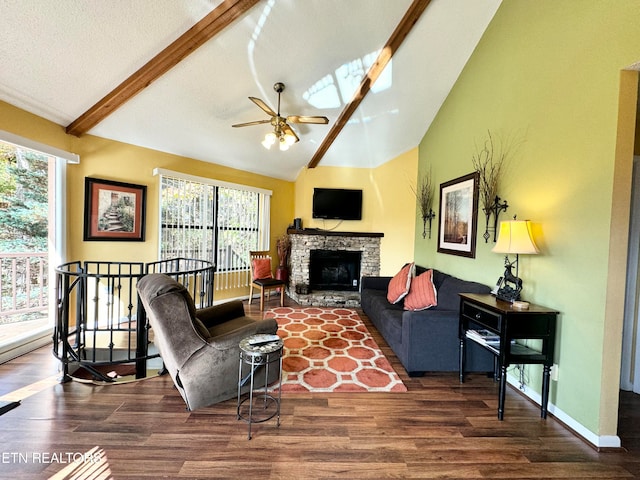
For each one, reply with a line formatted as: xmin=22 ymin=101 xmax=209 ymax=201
xmin=437 ymin=172 xmax=479 ymax=258
xmin=83 ymin=177 xmax=147 ymax=241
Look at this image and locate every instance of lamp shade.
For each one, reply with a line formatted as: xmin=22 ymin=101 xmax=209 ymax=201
xmin=492 ymin=220 xmax=539 ymax=255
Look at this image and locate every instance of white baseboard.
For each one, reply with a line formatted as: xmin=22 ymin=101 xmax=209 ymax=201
xmin=0 ymin=329 xmax=52 ymax=365
xmin=506 ymin=375 xmax=621 ymax=449
xmin=213 ymin=293 xmax=279 ymax=306
xmin=212 ymin=294 xmax=259 ymax=306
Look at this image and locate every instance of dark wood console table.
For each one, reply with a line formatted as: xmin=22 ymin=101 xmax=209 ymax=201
xmin=458 ymin=293 xmax=558 ymax=420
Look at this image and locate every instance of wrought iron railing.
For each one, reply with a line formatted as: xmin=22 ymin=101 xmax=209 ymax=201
xmin=53 ymin=258 xmax=215 ymax=382
xmin=145 ymin=257 xmax=214 ymax=306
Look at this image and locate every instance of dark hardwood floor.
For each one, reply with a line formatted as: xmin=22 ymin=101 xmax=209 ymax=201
xmin=1 ymin=296 xmax=639 ymax=479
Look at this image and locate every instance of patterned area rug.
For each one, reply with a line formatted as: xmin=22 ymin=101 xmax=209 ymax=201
xmin=265 ymin=307 xmax=407 ymax=393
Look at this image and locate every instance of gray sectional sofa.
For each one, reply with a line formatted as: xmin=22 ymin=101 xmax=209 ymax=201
xmin=361 ymin=266 xmax=494 ymax=376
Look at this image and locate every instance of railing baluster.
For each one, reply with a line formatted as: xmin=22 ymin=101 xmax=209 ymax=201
xmin=11 ymin=258 xmax=17 ymax=311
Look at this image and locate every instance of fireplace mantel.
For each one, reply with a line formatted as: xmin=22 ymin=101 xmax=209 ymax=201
xmin=287 ymin=228 xmax=384 ymax=238
xmin=287 ymin=229 xmax=382 ymax=307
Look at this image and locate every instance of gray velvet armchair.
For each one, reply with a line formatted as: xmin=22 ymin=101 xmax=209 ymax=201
xmin=137 ymin=273 xmax=279 ymax=411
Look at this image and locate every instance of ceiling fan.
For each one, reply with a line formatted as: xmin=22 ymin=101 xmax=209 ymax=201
xmin=232 ymin=82 xmax=329 ymax=151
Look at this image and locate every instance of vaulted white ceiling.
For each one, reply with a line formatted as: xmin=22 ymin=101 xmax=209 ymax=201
xmin=0 ymin=0 xmax=501 ymax=181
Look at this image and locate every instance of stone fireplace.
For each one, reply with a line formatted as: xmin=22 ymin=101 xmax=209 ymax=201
xmin=287 ymin=229 xmax=383 ymax=307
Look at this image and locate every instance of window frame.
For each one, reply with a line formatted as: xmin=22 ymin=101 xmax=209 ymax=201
xmin=154 ymin=168 xmax=271 ymax=274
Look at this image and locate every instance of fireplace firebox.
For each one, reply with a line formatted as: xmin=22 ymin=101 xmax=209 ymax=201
xmin=309 ymin=249 xmax=361 ymax=291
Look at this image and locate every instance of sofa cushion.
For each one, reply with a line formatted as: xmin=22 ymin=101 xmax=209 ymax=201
xmin=367 ymin=288 xmax=404 ymax=314
xmin=404 ymin=269 xmax=438 ymax=311
xmin=207 ymin=316 xmax=256 ymax=337
xmin=363 ymin=289 xmax=404 ymax=350
xmin=431 ymin=269 xmax=449 ymax=290
xmin=387 ymin=263 xmax=414 ymax=304
xmin=377 ymin=307 xmax=404 ymax=352
xmin=435 ymin=275 xmax=491 ymax=310
xmin=415 ymin=266 xmax=449 ymax=289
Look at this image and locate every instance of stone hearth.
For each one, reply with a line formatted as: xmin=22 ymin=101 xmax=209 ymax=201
xmin=287 ymin=229 xmax=383 ymax=307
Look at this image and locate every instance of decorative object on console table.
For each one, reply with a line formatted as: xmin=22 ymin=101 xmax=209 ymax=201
xmin=491 ymin=218 xmax=539 ymax=302
xmin=459 ymin=292 xmax=558 ymax=421
xmin=437 ymin=172 xmax=479 ymax=258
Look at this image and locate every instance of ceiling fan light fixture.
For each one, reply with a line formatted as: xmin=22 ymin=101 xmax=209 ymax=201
xmin=284 ymin=132 xmax=297 ymax=146
xmin=234 ymin=82 xmax=329 ymax=152
xmin=278 ymin=137 xmax=290 ymax=151
xmin=262 ymin=131 xmax=277 ymax=149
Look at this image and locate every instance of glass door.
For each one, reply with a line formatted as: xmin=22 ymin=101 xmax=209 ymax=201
xmin=0 ymin=140 xmax=57 ymax=361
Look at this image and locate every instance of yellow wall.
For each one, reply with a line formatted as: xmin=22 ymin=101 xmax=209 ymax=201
xmin=0 ymin=100 xmax=295 ymax=301
xmin=294 ymin=148 xmax=418 ymax=275
xmin=416 ymin=1 xmax=640 ymax=442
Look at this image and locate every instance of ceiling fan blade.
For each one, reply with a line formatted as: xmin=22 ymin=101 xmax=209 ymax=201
xmin=286 ymin=115 xmax=329 ymax=124
xmin=249 ymin=97 xmax=277 ymax=117
xmin=283 ymin=124 xmax=300 ymax=143
xmin=232 ymin=119 xmax=272 ymax=128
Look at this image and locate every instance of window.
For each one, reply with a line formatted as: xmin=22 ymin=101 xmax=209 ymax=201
xmin=0 ymin=129 xmax=73 ymax=361
xmin=216 ymin=186 xmax=261 ymax=272
xmin=155 ymin=169 xmax=271 ymax=288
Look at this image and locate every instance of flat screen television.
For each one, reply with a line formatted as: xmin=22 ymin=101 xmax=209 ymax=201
xmin=312 ymin=188 xmax=363 ymax=220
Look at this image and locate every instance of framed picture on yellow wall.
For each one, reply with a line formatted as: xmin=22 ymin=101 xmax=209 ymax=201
xmin=437 ymin=172 xmax=479 ymax=258
xmin=83 ymin=177 xmax=147 ymax=242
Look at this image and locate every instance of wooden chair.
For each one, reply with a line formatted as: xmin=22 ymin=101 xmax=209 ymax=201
xmin=249 ymin=250 xmax=286 ymax=311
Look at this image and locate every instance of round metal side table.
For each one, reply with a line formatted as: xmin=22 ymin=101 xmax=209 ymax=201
xmin=237 ymin=334 xmax=283 ymax=440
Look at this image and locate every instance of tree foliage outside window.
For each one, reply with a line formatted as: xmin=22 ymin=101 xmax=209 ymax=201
xmin=0 ymin=144 xmax=48 ymax=252
xmin=216 ymin=186 xmax=259 ymax=272
xmin=160 ymin=176 xmax=262 ymax=273
xmin=0 ymin=142 xmax=49 ymax=323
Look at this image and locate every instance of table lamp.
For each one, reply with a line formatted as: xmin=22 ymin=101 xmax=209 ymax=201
xmin=491 ymin=219 xmax=539 ymax=302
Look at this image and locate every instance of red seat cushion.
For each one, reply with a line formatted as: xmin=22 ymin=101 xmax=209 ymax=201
xmin=252 ymin=258 xmax=273 ymax=280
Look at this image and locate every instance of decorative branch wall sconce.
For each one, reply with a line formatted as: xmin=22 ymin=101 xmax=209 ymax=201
xmin=422 ymin=209 xmax=436 ymax=239
xmin=483 ymin=195 xmax=509 ymax=243
xmin=413 ymin=172 xmax=435 ymax=240
xmin=472 ymin=129 xmax=523 ymax=243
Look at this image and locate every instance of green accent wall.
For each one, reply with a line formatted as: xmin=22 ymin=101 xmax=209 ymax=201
xmin=416 ymin=0 xmax=640 ymax=440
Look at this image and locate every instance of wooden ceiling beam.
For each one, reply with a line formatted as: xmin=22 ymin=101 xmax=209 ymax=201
xmin=66 ymin=0 xmax=260 ymax=137
xmin=307 ymin=0 xmax=431 ymax=169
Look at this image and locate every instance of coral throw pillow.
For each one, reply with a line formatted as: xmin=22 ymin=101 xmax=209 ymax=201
xmin=387 ymin=263 xmax=414 ymax=304
xmin=404 ymin=269 xmax=438 ymax=311
xmin=252 ymin=258 xmax=273 ymax=280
